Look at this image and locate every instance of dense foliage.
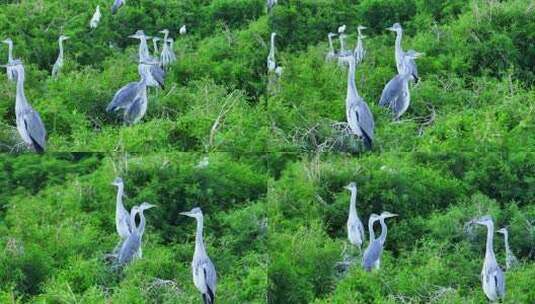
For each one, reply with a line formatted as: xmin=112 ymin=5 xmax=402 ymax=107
xmin=0 ymin=0 xmax=533 ymax=303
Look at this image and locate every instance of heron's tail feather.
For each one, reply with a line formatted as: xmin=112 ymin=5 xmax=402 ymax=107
xmin=362 ymin=133 xmax=372 ymax=150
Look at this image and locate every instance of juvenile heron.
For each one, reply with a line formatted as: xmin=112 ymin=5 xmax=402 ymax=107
xmin=362 ymin=211 xmax=398 ymax=271
xmin=497 ymin=227 xmax=519 ymax=271
xmin=472 ymin=215 xmax=505 ymax=302
xmin=106 ymin=74 xmax=148 ymax=125
xmin=129 ymin=30 xmax=165 ymax=89
xmin=117 ymin=202 xmax=156 ymax=265
xmin=387 ymin=23 xmax=419 ymax=83
xmin=2 ymin=61 xmax=47 ymax=153
xmin=112 ymin=177 xmax=131 ymax=242
xmin=337 ymin=33 xmax=351 ymax=66
xmin=345 ymin=182 xmax=365 ymax=252
xmin=325 ymin=33 xmax=338 ymax=62
xmin=52 ymin=35 xmax=69 ymax=78
xmin=354 ymin=25 xmax=367 ymax=65
xmin=340 ymin=54 xmax=375 ymax=149
xmin=378 ymin=50 xmax=423 ymax=120
xmin=181 ymin=207 xmax=217 ymax=304
xmin=111 ymin=0 xmax=125 ymax=15
xmin=267 ymin=32 xmax=277 ymax=72
xmin=179 ymin=25 xmax=187 ymax=35
xmin=2 ymin=38 xmax=16 ymax=81
xmin=159 ymin=29 xmax=176 ymax=69
xmin=90 ymin=5 xmax=101 ymax=29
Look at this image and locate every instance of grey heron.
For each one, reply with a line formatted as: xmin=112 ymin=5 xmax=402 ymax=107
xmin=105 ymin=74 xmax=148 ymax=125
xmin=325 ymin=33 xmax=338 ymax=62
xmin=167 ymin=38 xmax=177 ymax=61
xmin=90 ymin=5 xmax=101 ymax=29
xmin=159 ymin=29 xmax=176 ymax=69
xmin=267 ymin=0 xmax=278 ymax=13
xmin=179 ymin=25 xmax=187 ymax=35
xmin=387 ymin=23 xmax=419 ymax=83
xmin=129 ymin=30 xmax=165 ymax=89
xmin=339 ymin=54 xmax=375 ymax=149
xmin=267 ymin=32 xmax=277 ymax=72
xmin=2 ymin=61 xmax=47 ymax=153
xmin=52 ymin=35 xmax=69 ymax=78
xmin=497 ymin=227 xmax=519 ymax=271
xmin=378 ymin=50 xmax=423 ymax=120
xmin=117 ymin=202 xmax=156 ymax=265
xmin=472 ymin=215 xmax=506 ymax=302
xmin=112 ymin=177 xmax=131 ymax=242
xmin=337 ymin=33 xmax=351 ymax=66
xmin=181 ymin=207 xmax=217 ymax=304
xmin=345 ymin=182 xmax=365 ymax=252
xmin=354 ymin=25 xmax=367 ymax=65
xmin=362 ymin=211 xmax=398 ymax=271
xmin=111 ymin=0 xmax=125 ymax=15
xmin=2 ymin=38 xmax=16 ymax=81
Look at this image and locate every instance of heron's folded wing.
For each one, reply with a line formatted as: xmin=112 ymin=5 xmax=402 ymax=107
xmin=118 ymin=235 xmax=140 ymax=264
xmin=202 ymin=258 xmax=217 ymax=301
xmin=362 ymin=240 xmax=382 ymax=269
xmin=23 ymin=109 xmax=47 ymax=152
xmin=357 ymin=100 xmax=375 ymax=141
xmin=408 ymin=58 xmax=419 ymax=80
xmin=379 ymin=75 xmax=402 ymax=107
xmin=124 ymin=93 xmax=146 ymax=124
xmin=150 ymin=65 xmax=166 ymax=88
xmin=106 ymin=82 xmax=139 ymax=112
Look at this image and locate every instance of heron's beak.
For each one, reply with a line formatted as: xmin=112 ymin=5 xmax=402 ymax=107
xmin=64 ymin=37 xmax=70 ymax=40
xmin=361 ymin=26 xmax=367 ymax=30
xmin=128 ymin=35 xmax=138 ymax=39
xmin=2 ymin=40 xmax=9 ymax=44
xmin=180 ymin=211 xmax=192 ymax=216
xmin=144 ymin=204 xmax=157 ymax=210
xmin=414 ymin=52 xmax=424 ymax=58
xmin=386 ymin=27 xmax=394 ymax=31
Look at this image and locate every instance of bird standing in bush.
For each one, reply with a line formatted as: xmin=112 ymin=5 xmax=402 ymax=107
xmin=469 ymin=215 xmax=506 ymax=302
xmin=181 ymin=207 xmax=217 ymax=304
xmin=345 ymin=182 xmax=365 ymax=253
xmin=362 ymin=211 xmax=398 ymax=271
xmin=52 ymin=35 xmax=69 ymax=78
xmin=340 ymin=54 xmax=374 ymax=149
xmin=2 ymin=60 xmax=47 ymax=153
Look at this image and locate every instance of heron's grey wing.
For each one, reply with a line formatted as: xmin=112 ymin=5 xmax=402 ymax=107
xmin=118 ymin=234 xmax=140 ymax=265
xmin=362 ymin=240 xmax=382 ymax=271
xmin=123 ymin=92 xmax=147 ymax=125
xmin=111 ymin=0 xmax=123 ymax=14
xmin=106 ymin=82 xmax=138 ymax=112
xmin=150 ymin=65 xmax=165 ymax=89
xmin=391 ymin=84 xmax=410 ymax=119
xmin=356 ymin=100 xmax=375 ymax=148
xmin=202 ymin=258 xmax=217 ymax=303
xmin=23 ymin=109 xmax=47 ymax=153
xmin=379 ymin=75 xmax=402 ymax=107
xmin=494 ymin=266 xmax=506 ymax=298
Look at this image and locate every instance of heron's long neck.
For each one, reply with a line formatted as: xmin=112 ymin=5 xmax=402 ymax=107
xmin=346 ymin=58 xmax=358 ymax=100
xmin=194 ymin=216 xmax=206 ymax=255
xmin=368 ymin=218 xmax=376 ymax=241
xmin=163 ymin=32 xmax=169 ymax=41
xmin=378 ymin=218 xmax=388 ymax=244
xmin=7 ymin=42 xmax=13 ymax=61
xmin=395 ymin=30 xmax=403 ymax=63
xmin=139 ymin=38 xmax=150 ymax=61
xmin=15 ymin=70 xmax=28 ymax=110
xmin=503 ymin=231 xmax=510 ymax=255
xmin=348 ymin=189 xmax=357 ymax=217
xmin=269 ymin=34 xmax=275 ymax=57
xmin=484 ymin=223 xmax=496 ymax=260
xmin=153 ymin=40 xmax=159 ymax=54
xmin=328 ymin=36 xmax=334 ymax=52
xmin=116 ymin=184 xmax=124 ymax=209
xmin=138 ymin=209 xmax=146 ymax=237
xmin=339 ymin=35 xmax=346 ymax=52
xmin=59 ymin=40 xmax=64 ymax=59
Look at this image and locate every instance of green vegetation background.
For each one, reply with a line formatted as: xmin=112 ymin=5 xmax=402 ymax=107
xmin=0 ymin=0 xmax=534 ymax=303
